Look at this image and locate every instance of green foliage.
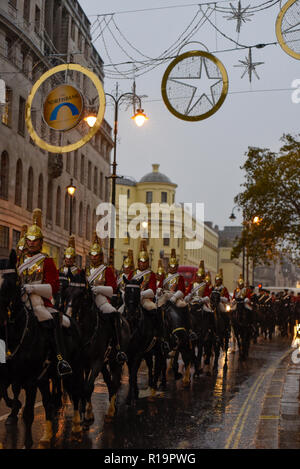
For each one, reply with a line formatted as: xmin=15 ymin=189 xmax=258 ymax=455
xmin=232 ymin=133 xmax=300 ymax=264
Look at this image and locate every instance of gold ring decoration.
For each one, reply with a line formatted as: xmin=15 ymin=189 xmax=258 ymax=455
xmin=25 ymin=63 xmax=105 ymax=153
xmin=276 ymin=0 xmax=300 ymax=60
xmin=161 ymin=50 xmax=229 ymax=122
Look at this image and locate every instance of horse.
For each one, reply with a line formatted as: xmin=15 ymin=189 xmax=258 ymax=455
xmin=162 ymin=301 xmax=193 ymax=387
xmin=190 ymin=300 xmax=215 ymax=377
xmin=259 ymin=298 xmax=276 ymax=340
xmin=122 ymin=276 xmax=164 ymax=405
xmin=60 ymin=269 xmax=130 ymax=423
xmin=0 ymin=250 xmax=83 ymax=449
xmin=209 ymin=290 xmax=231 ymax=371
xmin=230 ymin=297 xmax=253 ymax=361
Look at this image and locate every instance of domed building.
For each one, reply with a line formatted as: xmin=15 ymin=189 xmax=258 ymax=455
xmin=114 ymin=164 xmax=219 ymax=279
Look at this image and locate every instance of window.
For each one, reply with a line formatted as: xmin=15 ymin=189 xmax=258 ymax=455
xmin=146 ymin=191 xmax=152 ymax=204
xmin=127 ymin=189 xmax=130 ymax=199
xmin=23 ymin=0 xmax=30 ymax=23
xmin=34 ymin=6 xmax=40 ymax=34
xmin=80 ymin=154 xmax=85 ymax=183
xmin=56 ymin=186 xmax=61 ymax=226
xmin=4 ymin=37 xmax=12 ymax=60
xmin=86 ymin=205 xmax=90 ymax=240
xmin=0 ymin=226 xmax=9 ymax=249
xmin=78 ymin=202 xmax=83 ymax=236
xmin=2 ymin=87 xmax=12 ymax=127
xmin=72 ymin=198 xmax=76 ymax=234
xmin=87 ymin=161 xmax=91 ymax=189
xmin=37 ymin=173 xmax=43 ymax=210
xmin=64 ymin=193 xmax=69 ymax=231
xmin=0 ymin=151 xmax=9 ymax=200
xmin=94 ymin=167 xmax=98 ymax=194
xmin=26 ymin=167 xmax=34 ymax=211
xmin=18 ymin=96 xmax=26 ymax=135
xmin=12 ymin=229 xmax=20 ymax=249
xmin=92 ymin=209 xmax=96 ymax=235
xmin=70 ymin=18 xmax=76 ymax=41
xmin=15 ymin=159 xmax=22 ymax=206
xmin=161 ymin=192 xmax=167 ymax=203
xmin=99 ymin=171 xmax=103 ymax=199
xmin=46 ymin=180 xmax=53 ymax=221
xmin=73 ymin=149 xmax=78 ymax=179
xmin=9 ymin=0 xmax=17 ymax=8
xmin=163 ymin=237 xmax=170 ymax=246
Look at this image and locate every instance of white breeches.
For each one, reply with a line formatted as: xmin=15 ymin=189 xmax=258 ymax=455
xmin=95 ymin=293 xmax=116 ymax=314
xmin=141 ymin=298 xmax=157 ymax=311
xmin=24 ymin=293 xmax=70 ymax=327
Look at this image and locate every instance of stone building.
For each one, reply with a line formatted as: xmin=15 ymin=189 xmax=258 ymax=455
xmin=0 ymin=0 xmax=113 ymax=266
xmin=114 ymin=163 xmax=219 ymax=278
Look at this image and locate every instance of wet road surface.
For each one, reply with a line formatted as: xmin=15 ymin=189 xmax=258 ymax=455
xmin=0 ymin=332 xmax=294 ymax=449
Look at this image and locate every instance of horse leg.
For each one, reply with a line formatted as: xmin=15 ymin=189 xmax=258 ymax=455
xmin=145 ymin=354 xmax=154 ymax=389
xmin=173 ymin=351 xmax=182 ymax=380
xmin=203 ymin=337 xmax=212 ymax=376
xmin=213 ymin=339 xmax=220 ymax=371
xmin=22 ymin=384 xmax=38 ymax=449
xmin=62 ymin=373 xmax=83 ymax=439
xmin=37 ymin=379 xmax=55 ymax=449
xmin=126 ymin=356 xmax=142 ymax=405
xmin=5 ymin=383 xmax=22 ymax=426
xmin=181 ymin=348 xmax=191 ymax=387
xmin=159 ymin=357 xmax=167 ymax=388
xmin=104 ymin=362 xmax=123 ymax=422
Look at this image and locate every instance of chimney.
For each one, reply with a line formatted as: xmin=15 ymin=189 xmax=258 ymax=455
xmin=152 ymin=164 xmax=159 ymax=172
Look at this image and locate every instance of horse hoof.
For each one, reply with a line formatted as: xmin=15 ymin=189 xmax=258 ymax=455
xmin=174 ymin=372 xmax=182 ymax=380
xmin=5 ymin=415 xmax=18 ymax=426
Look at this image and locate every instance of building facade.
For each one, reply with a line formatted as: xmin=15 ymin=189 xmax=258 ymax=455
xmin=0 ymin=0 xmax=113 ymax=266
xmin=114 ymin=164 xmax=219 ymax=277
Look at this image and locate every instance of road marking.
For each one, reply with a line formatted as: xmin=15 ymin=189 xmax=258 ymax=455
xmin=225 ymin=348 xmax=292 ymax=449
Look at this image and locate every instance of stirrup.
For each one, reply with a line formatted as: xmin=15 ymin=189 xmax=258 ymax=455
xmin=116 ymin=351 xmax=127 ymax=365
xmin=56 ymin=356 xmax=72 ymax=377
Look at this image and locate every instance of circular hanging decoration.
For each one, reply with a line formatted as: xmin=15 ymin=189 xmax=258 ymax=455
xmin=26 ymin=63 xmax=105 ymax=153
xmin=276 ymin=0 xmax=300 ymax=60
xmin=161 ymin=50 xmax=229 ymax=122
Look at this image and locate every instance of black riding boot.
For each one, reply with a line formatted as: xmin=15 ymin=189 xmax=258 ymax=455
xmin=41 ymin=314 xmax=72 ymax=377
xmin=156 ymin=307 xmax=170 ymax=355
xmin=112 ymin=312 xmax=128 ymax=365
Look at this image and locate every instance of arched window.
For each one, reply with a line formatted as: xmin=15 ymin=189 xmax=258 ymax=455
xmin=86 ymin=205 xmax=90 ymax=240
xmin=0 ymin=151 xmax=9 ymax=200
xmin=72 ymin=197 xmax=76 ymax=234
xmin=99 ymin=171 xmax=103 ymax=199
xmin=37 ymin=173 xmax=43 ymax=210
xmin=26 ymin=167 xmax=34 ymax=211
xmin=78 ymin=202 xmax=83 ymax=237
xmin=46 ymin=179 xmax=53 ymax=221
xmin=15 ymin=159 xmax=23 ymax=206
xmin=64 ymin=192 xmax=69 ymax=231
xmin=94 ymin=167 xmax=98 ymax=194
xmin=55 ymin=186 xmax=61 ymax=226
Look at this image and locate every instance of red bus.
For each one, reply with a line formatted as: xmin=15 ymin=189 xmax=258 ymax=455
xmin=178 ymin=265 xmax=198 ymax=289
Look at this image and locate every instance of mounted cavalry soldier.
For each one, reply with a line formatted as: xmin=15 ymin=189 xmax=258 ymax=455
xmin=159 ymin=249 xmax=186 ymax=308
xmin=184 ymin=260 xmax=210 ymax=305
xmin=117 ymin=249 xmax=135 ymax=313
xmin=155 ymin=259 xmax=165 ymax=292
xmin=17 ymin=209 xmax=72 ymax=377
xmin=59 ymin=235 xmax=81 ymax=280
xmin=132 ymin=239 xmax=157 ymax=311
xmin=212 ymin=269 xmax=230 ymax=312
xmin=232 ymin=274 xmax=252 ymax=311
xmin=205 ymin=271 xmax=213 ymax=298
xmin=16 ymin=224 xmax=28 ymax=259
xmin=86 ymin=232 xmax=127 ymax=365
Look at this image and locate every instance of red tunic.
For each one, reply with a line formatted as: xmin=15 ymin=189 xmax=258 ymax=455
xmin=133 ymin=269 xmax=157 ymax=294
xmin=104 ymin=266 xmax=118 ymax=293
xmin=41 ymin=258 xmax=60 ymax=308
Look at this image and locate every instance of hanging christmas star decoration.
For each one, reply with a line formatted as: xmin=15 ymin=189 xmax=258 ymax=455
xmin=234 ymin=48 xmax=264 ymax=83
xmin=224 ymin=1 xmax=254 ymax=33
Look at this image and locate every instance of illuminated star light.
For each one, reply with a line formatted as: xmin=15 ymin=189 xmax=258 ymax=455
xmin=169 ymin=57 xmax=223 ymax=116
xmin=234 ymin=48 xmax=264 ymax=83
xmin=224 ymin=1 xmax=254 ymax=34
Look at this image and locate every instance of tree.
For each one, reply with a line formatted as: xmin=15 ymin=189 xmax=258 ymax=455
xmin=232 ymin=133 xmax=300 ymax=264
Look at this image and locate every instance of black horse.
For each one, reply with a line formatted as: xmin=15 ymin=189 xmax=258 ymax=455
xmin=0 ymin=251 xmax=83 ymax=449
xmin=190 ymin=300 xmax=215 ymax=377
xmin=162 ymin=301 xmax=193 ymax=387
xmin=231 ymin=297 xmax=253 ymax=361
xmin=122 ymin=276 xmax=164 ymax=404
xmin=59 ymin=269 xmax=130 ymax=423
xmin=209 ymin=291 xmax=231 ymax=371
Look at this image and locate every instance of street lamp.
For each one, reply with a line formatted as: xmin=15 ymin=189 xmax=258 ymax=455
xmin=66 ymin=178 xmax=76 ymax=236
xmin=85 ymin=83 xmax=148 ymax=267
xmin=229 ymin=205 xmax=245 ymax=280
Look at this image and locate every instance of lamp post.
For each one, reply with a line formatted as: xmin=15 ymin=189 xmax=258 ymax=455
xmin=66 ymin=178 xmax=76 ymax=236
xmin=85 ymin=83 xmax=148 ymax=267
xmin=229 ymin=205 xmax=246 ymax=280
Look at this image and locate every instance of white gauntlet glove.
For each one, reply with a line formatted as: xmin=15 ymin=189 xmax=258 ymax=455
xmin=141 ymin=289 xmax=154 ymax=300
xmin=92 ymin=285 xmax=113 ymax=298
xmin=24 ymin=284 xmax=52 ymax=299
xmin=170 ymin=290 xmax=184 ymax=303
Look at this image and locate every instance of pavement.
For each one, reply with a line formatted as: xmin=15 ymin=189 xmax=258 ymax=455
xmin=255 ymin=340 xmax=300 ymax=449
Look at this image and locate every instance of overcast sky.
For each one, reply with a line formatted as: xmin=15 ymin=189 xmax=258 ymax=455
xmin=78 ymin=0 xmax=300 ymax=230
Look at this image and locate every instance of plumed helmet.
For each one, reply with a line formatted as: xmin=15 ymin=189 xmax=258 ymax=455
xmin=215 ymin=268 xmax=223 ymax=282
xmin=169 ymin=248 xmax=178 ymax=268
xmin=64 ymin=235 xmax=76 ymax=259
xmin=157 ymin=259 xmax=165 ymax=276
xmin=89 ymin=231 xmax=102 ymax=256
xmin=26 ymin=209 xmax=43 ymax=241
xmin=197 ymin=260 xmax=205 ymax=276
xmin=17 ymin=224 xmax=28 ymax=252
xmin=238 ymin=273 xmax=244 ymax=286
xmin=138 ymin=239 xmax=149 ymax=262
xmin=205 ymin=271 xmax=211 ymax=283
xmin=123 ymin=249 xmax=134 ymax=270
